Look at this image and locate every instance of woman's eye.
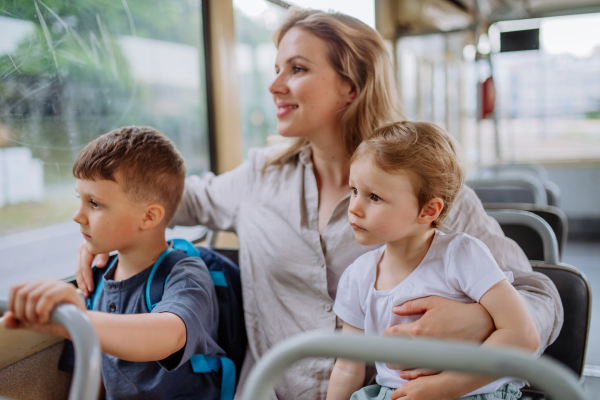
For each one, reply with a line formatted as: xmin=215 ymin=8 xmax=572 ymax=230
xmin=370 ymin=194 xmax=381 ymax=202
xmin=292 ymin=66 xmax=306 ymax=73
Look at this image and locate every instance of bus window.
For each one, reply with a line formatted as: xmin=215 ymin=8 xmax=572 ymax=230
xmin=0 ymin=1 xmax=210 ymax=294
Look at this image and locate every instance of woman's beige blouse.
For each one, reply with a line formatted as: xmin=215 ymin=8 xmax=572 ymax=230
xmin=171 ymin=146 xmax=563 ymax=400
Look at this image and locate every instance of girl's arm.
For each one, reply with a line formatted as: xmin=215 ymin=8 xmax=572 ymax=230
xmin=391 ymin=279 xmax=540 ymax=400
xmin=326 ymin=322 xmax=367 ymax=400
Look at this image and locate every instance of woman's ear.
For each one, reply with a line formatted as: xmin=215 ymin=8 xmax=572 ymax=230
xmin=418 ymin=198 xmax=444 ymax=225
xmin=140 ymin=203 xmax=166 ymax=230
xmin=347 ymin=83 xmax=357 ymax=104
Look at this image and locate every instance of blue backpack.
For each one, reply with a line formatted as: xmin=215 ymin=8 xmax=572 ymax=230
xmin=62 ymin=239 xmax=247 ymax=400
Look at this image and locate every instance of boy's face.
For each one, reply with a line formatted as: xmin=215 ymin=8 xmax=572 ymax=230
xmin=73 ymin=177 xmax=146 ymax=255
xmin=348 ymin=156 xmax=424 ymax=247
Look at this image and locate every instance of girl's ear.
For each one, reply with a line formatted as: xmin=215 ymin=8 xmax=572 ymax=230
xmin=140 ymin=203 xmax=166 ymax=230
xmin=418 ymin=198 xmax=444 ymax=225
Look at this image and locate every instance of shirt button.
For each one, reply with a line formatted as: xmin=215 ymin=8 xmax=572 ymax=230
xmin=109 ymin=304 xmax=116 ymax=312
xmin=109 ymin=284 xmax=116 ymax=291
xmin=324 ymin=304 xmax=332 ymax=312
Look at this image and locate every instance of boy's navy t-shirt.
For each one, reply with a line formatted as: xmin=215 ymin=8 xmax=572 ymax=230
xmin=92 ymin=252 xmax=223 ymax=400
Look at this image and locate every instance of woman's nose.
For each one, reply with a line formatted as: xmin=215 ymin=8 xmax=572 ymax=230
xmin=269 ymin=71 xmax=288 ymax=96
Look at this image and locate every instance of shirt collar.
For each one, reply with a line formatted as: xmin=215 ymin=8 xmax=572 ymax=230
xmin=298 ymin=144 xmax=313 ymax=166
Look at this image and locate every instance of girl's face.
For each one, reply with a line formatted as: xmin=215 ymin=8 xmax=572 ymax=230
xmin=348 ymin=156 xmax=424 ymax=247
xmin=269 ymin=27 xmax=355 ymax=142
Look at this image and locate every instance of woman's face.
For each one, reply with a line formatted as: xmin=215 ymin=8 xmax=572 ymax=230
xmin=269 ymin=27 xmax=355 ymax=141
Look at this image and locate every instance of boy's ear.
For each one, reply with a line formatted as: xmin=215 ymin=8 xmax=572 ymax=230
xmin=140 ymin=203 xmax=166 ymax=230
xmin=418 ymin=198 xmax=444 ymax=225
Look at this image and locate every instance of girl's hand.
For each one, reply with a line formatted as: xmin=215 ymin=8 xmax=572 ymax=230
xmin=5 ymin=279 xmax=87 ymax=339
xmin=76 ymin=240 xmax=110 ymax=298
xmin=399 ymin=368 xmax=439 ymax=380
xmin=390 ymin=374 xmax=454 ymax=400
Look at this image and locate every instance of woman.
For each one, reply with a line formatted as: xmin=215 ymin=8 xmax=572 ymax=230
xmin=76 ymin=8 xmax=562 ymax=400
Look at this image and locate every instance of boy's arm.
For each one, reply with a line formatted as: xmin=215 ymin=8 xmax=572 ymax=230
xmin=326 ymin=322 xmax=367 ymax=400
xmin=87 ymin=311 xmax=186 ymax=361
xmin=4 ymin=279 xmax=187 ymax=362
xmin=391 ymin=279 xmax=540 ymax=400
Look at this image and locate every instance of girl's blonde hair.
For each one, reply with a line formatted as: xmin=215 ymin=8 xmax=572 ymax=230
xmin=351 ymin=121 xmax=465 ymax=226
xmin=265 ymin=8 xmax=404 ymax=168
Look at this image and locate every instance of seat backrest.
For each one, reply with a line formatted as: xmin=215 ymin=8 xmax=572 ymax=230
xmin=484 ymin=203 xmax=568 ymax=258
xmin=532 ymin=263 xmax=591 ymax=377
xmin=468 ymin=173 xmax=548 ymax=206
xmin=487 ymin=210 xmax=560 ymax=264
xmin=213 ymin=248 xmax=239 ymax=266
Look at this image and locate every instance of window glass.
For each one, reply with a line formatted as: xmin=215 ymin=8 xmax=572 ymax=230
xmin=233 ymin=0 xmax=287 ymax=156
xmin=0 ymin=1 xmax=209 ymax=292
xmin=492 ymin=13 xmax=600 ymax=162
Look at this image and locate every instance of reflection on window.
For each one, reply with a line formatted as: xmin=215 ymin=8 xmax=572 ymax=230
xmin=0 ymin=1 xmax=209 ymax=291
xmin=0 ymin=2 xmax=209 ymax=237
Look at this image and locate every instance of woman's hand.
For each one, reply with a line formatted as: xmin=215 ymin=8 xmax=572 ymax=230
xmin=383 ymin=296 xmax=494 ymax=342
xmin=76 ymin=240 xmax=110 ymax=298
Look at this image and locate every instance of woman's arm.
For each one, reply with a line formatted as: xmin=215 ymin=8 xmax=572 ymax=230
xmin=390 ymin=280 xmax=540 ymax=400
xmin=326 ymin=322 xmax=367 ymax=400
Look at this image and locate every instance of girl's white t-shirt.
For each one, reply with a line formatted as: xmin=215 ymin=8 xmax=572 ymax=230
xmin=333 ymin=229 xmax=524 ymax=397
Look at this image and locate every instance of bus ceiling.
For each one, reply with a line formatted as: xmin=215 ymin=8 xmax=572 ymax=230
xmin=374 ymin=0 xmax=600 ymax=40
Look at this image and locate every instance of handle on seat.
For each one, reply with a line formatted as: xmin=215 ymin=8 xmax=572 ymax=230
xmin=487 ymin=209 xmax=560 ymax=264
xmin=239 ymin=332 xmax=589 ymax=400
xmin=0 ymin=300 xmax=102 ymax=400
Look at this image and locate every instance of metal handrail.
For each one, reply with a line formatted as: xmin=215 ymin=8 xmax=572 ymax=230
xmin=239 ymin=332 xmax=589 ymax=400
xmin=0 ymin=300 xmax=101 ymax=400
xmin=487 ymin=210 xmax=560 ymax=264
xmin=467 ymin=174 xmax=548 ymax=206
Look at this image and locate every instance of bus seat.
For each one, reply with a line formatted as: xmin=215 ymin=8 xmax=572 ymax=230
xmin=487 ymin=210 xmax=560 ymax=264
xmin=543 ymin=181 xmax=561 ymax=208
xmin=0 ymin=342 xmax=71 ymax=400
xmin=521 ymin=263 xmax=591 ymax=399
xmin=468 ymin=173 xmax=549 ymax=206
xmin=213 ymin=248 xmax=240 ymax=266
xmin=484 ymin=204 xmax=568 ymax=258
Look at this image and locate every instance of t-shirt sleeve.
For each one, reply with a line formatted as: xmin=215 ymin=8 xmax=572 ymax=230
xmin=333 ymin=265 xmax=366 ymax=330
xmin=447 ymin=235 xmax=513 ymax=302
xmin=152 ymin=258 xmax=223 ymax=371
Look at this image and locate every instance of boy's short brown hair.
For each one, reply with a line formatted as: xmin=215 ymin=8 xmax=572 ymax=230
xmin=351 ymin=121 xmax=465 ymax=226
xmin=73 ymin=126 xmax=186 ymax=223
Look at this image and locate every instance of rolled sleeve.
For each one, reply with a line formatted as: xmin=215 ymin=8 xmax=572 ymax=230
xmin=153 ymin=258 xmax=222 ymax=371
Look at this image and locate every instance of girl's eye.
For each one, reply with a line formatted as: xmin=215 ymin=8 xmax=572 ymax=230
xmin=370 ymin=194 xmax=382 ymax=203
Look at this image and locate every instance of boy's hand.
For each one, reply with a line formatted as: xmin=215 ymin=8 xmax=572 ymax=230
xmin=4 ymin=279 xmax=87 ymax=339
xmin=76 ymin=240 xmax=110 ymax=298
xmin=390 ymin=374 xmax=455 ymax=400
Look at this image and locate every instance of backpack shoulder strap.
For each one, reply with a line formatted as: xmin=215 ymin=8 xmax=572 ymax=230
xmin=146 ymin=248 xmax=189 ymax=311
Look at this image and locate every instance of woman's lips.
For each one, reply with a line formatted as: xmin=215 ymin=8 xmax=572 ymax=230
xmin=276 ymin=103 xmax=298 ymax=118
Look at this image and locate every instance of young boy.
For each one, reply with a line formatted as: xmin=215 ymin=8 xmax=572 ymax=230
xmin=327 ymin=121 xmax=540 ymax=400
xmin=4 ymin=126 xmax=223 ymax=399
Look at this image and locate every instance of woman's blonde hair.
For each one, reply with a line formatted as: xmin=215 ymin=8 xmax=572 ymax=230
xmin=265 ymin=8 xmax=404 ymax=168
xmin=351 ymin=121 xmax=465 ymax=226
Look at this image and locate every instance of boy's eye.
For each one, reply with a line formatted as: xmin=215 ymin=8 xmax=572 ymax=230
xmin=351 ymin=187 xmax=357 ymax=195
xmin=370 ymin=194 xmax=382 ymax=203
xmin=89 ymin=200 xmax=100 ymax=209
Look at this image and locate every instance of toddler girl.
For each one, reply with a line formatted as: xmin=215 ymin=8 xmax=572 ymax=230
xmin=327 ymin=121 xmax=539 ymax=400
